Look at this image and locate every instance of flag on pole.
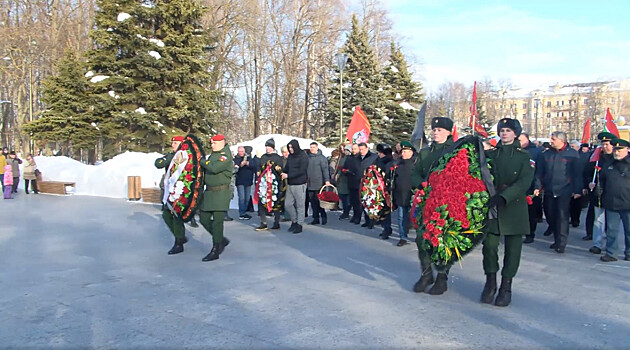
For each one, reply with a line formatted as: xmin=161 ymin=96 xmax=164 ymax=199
xmin=589 ymin=146 xmax=602 ymax=162
xmin=346 ymin=106 xmax=371 ymax=144
xmin=581 ymin=118 xmax=591 ymax=144
xmin=468 ymin=81 xmax=488 ymax=137
xmin=452 ymin=124 xmax=459 ymax=141
xmin=410 ymin=102 xmax=427 ymax=148
xmin=605 ymin=108 xmax=620 ymax=137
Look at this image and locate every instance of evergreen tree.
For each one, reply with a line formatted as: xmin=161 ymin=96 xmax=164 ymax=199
xmin=381 ymin=42 xmax=424 ymax=145
xmin=23 ymin=50 xmax=98 ymax=154
xmin=323 ymin=15 xmax=387 ymax=146
xmin=86 ymin=0 xmax=218 ymax=157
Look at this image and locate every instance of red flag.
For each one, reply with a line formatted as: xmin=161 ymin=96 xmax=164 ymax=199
xmin=468 ymin=81 xmax=488 ymax=137
xmin=605 ymin=108 xmax=620 ymax=137
xmin=589 ymin=146 xmax=602 ymax=162
xmin=452 ymin=124 xmax=459 ymax=141
xmin=346 ymin=106 xmax=371 ymax=144
xmin=581 ymin=118 xmax=591 ymax=144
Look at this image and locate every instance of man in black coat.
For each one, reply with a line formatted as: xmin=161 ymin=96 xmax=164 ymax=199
xmin=391 ymin=141 xmax=415 ymax=246
xmin=255 ymin=139 xmax=285 ymax=231
xmin=234 ymin=146 xmax=256 ymax=220
xmin=537 ymin=131 xmax=583 ymax=253
xmin=374 ymin=143 xmax=394 ymax=238
xmin=282 ymin=139 xmax=309 ymax=234
xmin=583 ymin=132 xmax=615 ymax=250
xmin=599 ymin=138 xmax=630 ymax=262
xmin=519 ymin=133 xmax=543 ymax=244
xmin=569 ymin=142 xmax=592 ymax=227
xmin=350 ymin=143 xmax=378 ymax=227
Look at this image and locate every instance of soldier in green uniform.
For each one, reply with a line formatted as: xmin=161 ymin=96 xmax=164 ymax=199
xmin=412 ymin=117 xmax=455 ymax=295
xmin=199 ymin=134 xmax=233 ymax=262
xmin=155 ymin=135 xmax=189 ymax=255
xmin=481 ymin=118 xmax=534 ymax=307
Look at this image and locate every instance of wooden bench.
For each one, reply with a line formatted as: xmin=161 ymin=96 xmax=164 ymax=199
xmin=39 ymin=181 xmax=76 ymax=195
xmin=141 ymin=187 xmax=162 ymax=204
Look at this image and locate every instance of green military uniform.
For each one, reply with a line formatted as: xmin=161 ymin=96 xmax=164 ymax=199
xmin=155 ymin=152 xmax=186 ymax=240
xmin=483 ymin=140 xmax=534 ymax=278
xmin=199 ymin=143 xmax=233 ymax=255
xmin=412 ymin=136 xmax=454 ymax=267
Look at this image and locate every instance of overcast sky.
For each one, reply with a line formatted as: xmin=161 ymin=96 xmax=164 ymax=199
xmin=382 ymin=0 xmax=630 ymax=92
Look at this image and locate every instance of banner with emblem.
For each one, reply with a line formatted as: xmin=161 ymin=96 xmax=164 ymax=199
xmin=163 ymin=134 xmax=205 ymax=222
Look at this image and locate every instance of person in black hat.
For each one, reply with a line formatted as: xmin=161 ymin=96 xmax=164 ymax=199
xmin=599 ymin=138 xmax=630 ymax=262
xmin=255 ymin=138 xmax=285 ymax=231
xmin=519 ymin=133 xmax=543 ymax=244
xmin=582 ymin=132 xmax=616 ymax=247
xmin=374 ymin=144 xmax=394 ymax=239
xmin=481 ymin=118 xmax=534 ymax=307
xmin=412 ymin=116 xmax=454 ymax=296
xmin=569 ymin=140 xmax=591 ymax=227
xmin=391 ymin=141 xmax=416 ymax=246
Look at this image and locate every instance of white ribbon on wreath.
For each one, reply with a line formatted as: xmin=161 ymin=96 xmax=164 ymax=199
xmin=162 ymin=149 xmax=190 ymax=207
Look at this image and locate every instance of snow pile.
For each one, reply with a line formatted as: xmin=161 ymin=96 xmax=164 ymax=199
xmin=90 ymin=75 xmax=109 ymax=83
xmin=399 ymin=102 xmax=418 ymax=110
xmin=135 ymin=107 xmax=147 ymax=114
xmin=85 ymin=71 xmax=94 ymax=78
xmin=149 ymin=38 xmax=165 ymax=47
xmin=148 ymin=51 xmax=161 ymax=60
xmin=28 ymin=152 xmax=165 ymax=199
xmin=231 ymin=134 xmax=332 ymax=157
xmin=117 ymin=12 xmax=131 ymax=22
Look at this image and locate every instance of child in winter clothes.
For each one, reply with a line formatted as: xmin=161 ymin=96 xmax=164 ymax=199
xmin=3 ymin=164 xmax=13 ymax=199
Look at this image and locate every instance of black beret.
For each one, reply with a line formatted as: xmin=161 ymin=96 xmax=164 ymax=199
xmin=580 ymin=143 xmax=590 ymax=148
xmin=611 ymin=138 xmax=630 ymax=148
xmin=431 ymin=117 xmax=453 ymax=132
xmin=376 ymin=143 xmax=391 ymax=155
xmin=497 ymin=118 xmax=522 ymax=136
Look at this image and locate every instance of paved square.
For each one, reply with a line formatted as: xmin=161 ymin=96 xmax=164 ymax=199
xmin=1 ymin=194 xmax=629 ymax=348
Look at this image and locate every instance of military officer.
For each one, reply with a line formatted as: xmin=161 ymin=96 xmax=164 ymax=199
xmin=155 ymin=135 xmax=190 ymax=255
xmin=481 ymin=118 xmax=534 ymax=307
xmin=412 ymin=116 xmax=455 ymax=295
xmin=199 ymin=134 xmax=233 ymax=262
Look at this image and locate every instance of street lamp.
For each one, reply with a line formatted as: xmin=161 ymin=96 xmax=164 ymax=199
xmin=335 ymin=53 xmax=348 ymax=143
xmin=534 ymin=98 xmax=540 ymax=139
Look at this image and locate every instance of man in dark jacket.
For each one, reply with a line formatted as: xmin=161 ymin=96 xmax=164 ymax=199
xmin=569 ymin=142 xmax=592 ymax=227
xmin=234 ymin=146 xmax=255 ymax=220
xmin=599 ymin=138 xmax=630 ymax=262
xmin=412 ymin=117 xmax=455 ymax=296
xmin=391 ymin=141 xmax=415 ymax=246
xmin=351 ymin=143 xmax=378 ymax=227
xmin=583 ymin=132 xmax=616 ymax=251
xmin=537 ymin=131 xmax=583 ymax=253
xmin=374 ymin=144 xmax=394 ymax=238
xmin=255 ymin=138 xmax=285 ymax=231
xmin=341 ymin=144 xmax=361 ymax=221
xmin=306 ymin=142 xmax=331 ymax=225
xmin=519 ymin=133 xmax=543 ymax=244
xmin=282 ymin=139 xmax=309 ymax=234
xmin=481 ymin=118 xmax=534 ymax=307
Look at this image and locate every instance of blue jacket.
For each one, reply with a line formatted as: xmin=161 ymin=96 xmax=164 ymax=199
xmin=537 ymin=144 xmax=582 ymax=197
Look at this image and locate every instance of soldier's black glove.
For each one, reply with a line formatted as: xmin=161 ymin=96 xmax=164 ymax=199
xmin=487 ymin=195 xmax=506 ymax=209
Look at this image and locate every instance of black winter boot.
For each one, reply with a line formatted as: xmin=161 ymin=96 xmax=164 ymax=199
xmin=428 ymin=272 xmax=448 ymax=295
xmin=168 ymin=237 xmax=187 ymax=255
xmin=202 ymin=244 xmax=221 ymax=262
xmin=219 ymin=237 xmax=230 ymax=254
xmin=413 ymin=258 xmax=434 ymax=293
xmin=494 ymin=276 xmax=513 ymax=307
xmin=288 ymin=223 xmax=297 ymax=232
xmin=480 ymin=273 xmax=497 ymax=304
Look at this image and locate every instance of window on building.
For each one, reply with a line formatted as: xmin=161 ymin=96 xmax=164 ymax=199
xmin=523 ymin=113 xmax=526 ymax=119
xmin=584 ymin=98 xmax=589 ymax=104
xmin=561 ymin=100 xmax=564 ymax=106
xmin=561 ymin=112 xmax=564 ymax=117
xmin=547 ymin=113 xmax=551 ymax=118
xmin=556 ymin=112 xmax=560 ymax=117
xmin=522 ymin=103 xmax=527 ymax=109
xmin=547 ymin=101 xmax=552 ymax=107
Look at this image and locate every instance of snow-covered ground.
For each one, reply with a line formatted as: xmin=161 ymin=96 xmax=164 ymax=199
xmin=15 ymin=134 xmax=330 ymax=208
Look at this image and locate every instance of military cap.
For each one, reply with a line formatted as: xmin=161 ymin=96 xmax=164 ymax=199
xmin=597 ymin=132 xmax=616 ymax=142
xmin=611 ymin=138 xmax=630 ymax=149
xmin=497 ymin=118 xmax=523 ymax=136
xmin=211 ymin=134 xmax=225 ymax=142
xmin=171 ymin=135 xmax=184 ymax=142
xmin=431 ymin=117 xmax=453 ymax=132
xmin=400 ymin=141 xmax=415 ymax=152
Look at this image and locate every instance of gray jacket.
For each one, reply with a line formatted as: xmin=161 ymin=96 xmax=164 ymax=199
xmin=306 ymin=151 xmax=330 ymax=190
xmin=7 ymin=157 xmax=22 ymax=177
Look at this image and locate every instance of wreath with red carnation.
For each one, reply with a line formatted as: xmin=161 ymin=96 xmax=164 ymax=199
xmin=411 ymin=136 xmax=495 ymax=268
xmin=162 ymin=134 xmax=205 ymax=222
xmin=360 ymin=164 xmax=391 ymax=221
xmin=253 ymin=161 xmax=286 ymax=212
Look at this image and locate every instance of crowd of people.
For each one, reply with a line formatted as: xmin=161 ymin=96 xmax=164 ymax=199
xmin=0 ymin=147 xmax=39 ymax=199
xmin=155 ymin=117 xmax=630 ymax=307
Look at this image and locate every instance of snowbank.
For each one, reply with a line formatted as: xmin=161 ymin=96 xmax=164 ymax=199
xmin=231 ymin=134 xmax=332 ymax=157
xmin=25 ymin=152 xmax=164 ymax=199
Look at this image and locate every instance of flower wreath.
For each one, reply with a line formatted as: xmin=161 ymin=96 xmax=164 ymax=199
xmin=163 ymin=134 xmax=205 ymax=222
xmin=411 ymin=136 xmax=495 ymax=268
xmin=253 ymin=161 xmax=286 ymax=212
xmin=360 ymin=164 xmax=392 ymax=221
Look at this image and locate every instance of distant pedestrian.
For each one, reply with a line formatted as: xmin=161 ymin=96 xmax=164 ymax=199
xmin=391 ymin=141 xmax=415 ymax=246
xmin=306 ymin=142 xmax=331 ymax=225
xmin=0 ymin=147 xmax=7 ymax=190
xmin=7 ymin=151 xmax=22 ymax=194
xmin=234 ymin=146 xmax=255 ymax=220
xmin=283 ymin=140 xmax=309 ymax=234
xmin=3 ymin=164 xmax=13 ymax=199
xmin=22 ymin=154 xmax=39 ymax=194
